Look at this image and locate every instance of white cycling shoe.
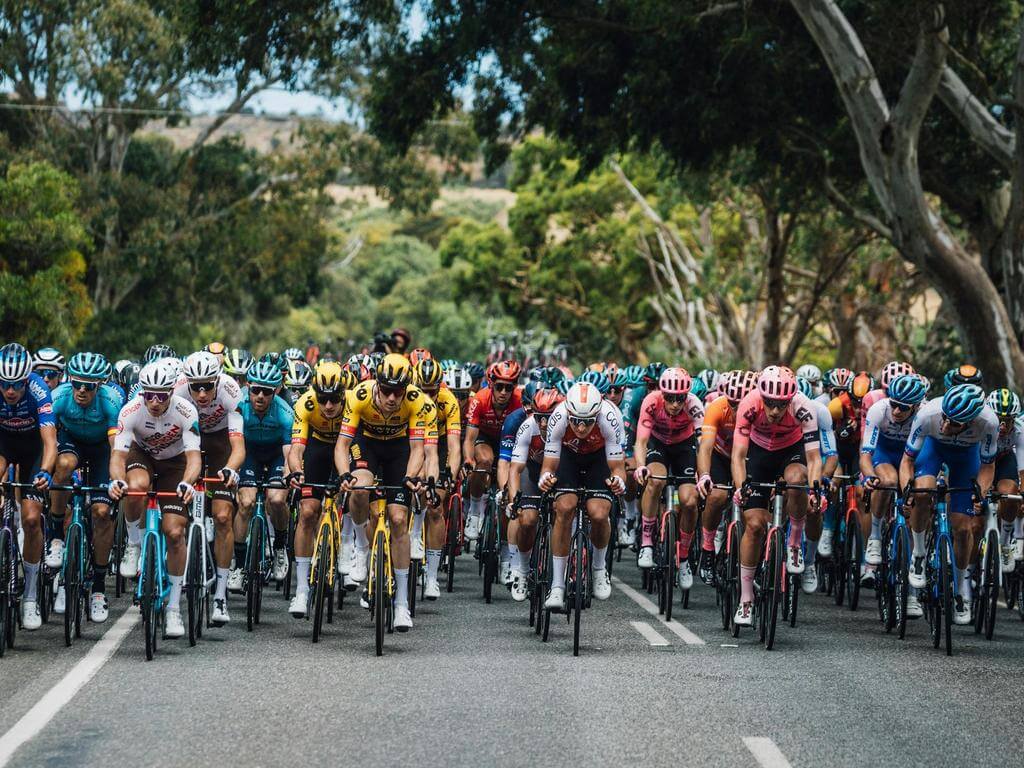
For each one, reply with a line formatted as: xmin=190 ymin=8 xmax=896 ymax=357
xmin=617 ymin=523 xmax=633 ymax=547
xmin=906 ymin=594 xmax=923 ymax=619
xmin=338 ymin=540 xmax=353 ymax=575
xmin=801 ymin=567 xmax=818 ymax=594
xmin=424 ymin=579 xmax=441 ymax=600
xmin=394 ymin=605 xmax=413 ymax=632
xmin=211 ymin=598 xmax=230 ymax=625
xmin=501 ymin=560 xmax=513 ymax=587
xmin=289 ymin=592 xmax=308 ymax=618
xmin=164 ymin=610 xmax=185 ymax=639
xmin=544 ymin=587 xmax=565 ymax=611
xmin=786 ymin=545 xmax=805 ymax=574
xmin=818 ymin=530 xmax=834 ymax=558
xmin=733 ymin=601 xmax=753 ymax=626
xmin=510 ymin=573 xmax=528 ymax=602
xmin=227 ymin=568 xmax=244 ymax=593
xmin=90 ymin=593 xmax=109 ymax=623
xmin=1001 ymin=545 xmax=1016 ymax=574
xmin=349 ymin=551 xmax=368 ymax=584
xmin=593 ymin=569 xmax=612 ymax=600
xmin=54 ymin=585 xmax=66 ymax=615
xmin=21 ymin=600 xmax=41 ymax=631
xmin=410 ymin=537 xmax=425 ymax=561
xmin=953 ymin=597 xmax=972 ymax=625
xmin=865 ymin=538 xmax=882 ymax=566
xmin=273 ymin=549 xmax=289 ymax=581
xmin=637 ymin=546 xmax=654 ymax=569
xmin=45 ymin=539 xmax=64 ymax=569
xmin=120 ymin=542 xmax=140 ymax=578
xmin=909 ymin=556 xmax=927 ymax=589
xmin=677 ymin=561 xmax=693 ymax=590
xmin=464 ymin=515 xmax=481 ymax=541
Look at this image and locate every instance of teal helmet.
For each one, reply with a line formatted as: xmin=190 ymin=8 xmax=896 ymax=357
xmin=67 ymin=352 xmax=112 ymax=381
xmin=247 ymin=360 xmax=283 ymax=388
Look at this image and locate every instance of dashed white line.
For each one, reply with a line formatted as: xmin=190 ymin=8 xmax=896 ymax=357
xmin=743 ymin=737 xmax=793 ymax=768
xmin=0 ymin=606 xmax=139 ymax=766
xmin=612 ymin=576 xmax=705 ymax=645
xmin=629 ymin=620 xmax=670 ymax=646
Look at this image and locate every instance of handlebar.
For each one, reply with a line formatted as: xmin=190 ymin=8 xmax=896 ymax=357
xmin=124 ymin=490 xmax=180 ymax=499
xmin=48 ymin=484 xmax=111 ymax=493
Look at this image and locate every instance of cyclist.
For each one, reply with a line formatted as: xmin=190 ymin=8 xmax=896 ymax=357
xmin=538 ymin=381 xmax=627 ymax=607
xmin=819 ymin=367 xmax=853 ymax=405
xmin=108 ymin=360 xmax=201 ymax=639
xmin=283 ymin=358 xmax=312 ymax=405
xmin=204 ymin=342 xmax=227 ymax=366
xmin=33 ymin=347 xmax=65 ymax=391
xmin=0 ymin=343 xmax=57 ymax=630
xmin=412 ymin=357 xmax=462 ymax=599
xmin=223 ymin=348 xmax=254 ymax=389
xmin=463 ymin=360 xmax=522 ymax=541
xmin=49 ymin=353 xmax=124 ymax=622
xmin=334 ymin=353 xmax=439 ymax=631
xmin=899 ymin=383 xmax=998 ymax=625
xmin=633 ymin=368 xmax=704 ymax=591
xmin=465 ymin=362 xmax=486 ymax=394
xmin=232 ymin=360 xmax=293 ymax=590
xmin=796 ymin=364 xmax=823 ymax=397
xmin=860 ymin=374 xmax=928 ymax=617
xmin=983 ymin=388 xmax=1024 ymax=573
xmin=696 ymin=370 xmax=759 ymax=583
xmin=495 ymin=381 xmax=540 ymax=589
xmin=621 ymin=363 xmax=664 ymax=546
xmin=731 ymin=366 xmax=823 ymax=626
xmin=143 ymin=344 xmax=176 ymax=364
xmin=173 ymin=351 xmax=245 ymax=625
xmin=861 ymin=361 xmax=915 ymax=429
xmin=390 ymin=328 xmax=412 ymax=355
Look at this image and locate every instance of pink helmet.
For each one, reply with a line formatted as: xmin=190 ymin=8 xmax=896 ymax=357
xmin=758 ymin=365 xmax=798 ymax=401
xmin=880 ymin=360 xmax=915 ymax=388
xmin=725 ymin=370 xmax=759 ymax=403
xmin=659 ymin=367 xmax=692 ymax=395
xmin=828 ymin=367 xmax=854 ymax=389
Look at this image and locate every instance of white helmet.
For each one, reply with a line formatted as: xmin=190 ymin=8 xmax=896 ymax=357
xmin=696 ymin=368 xmax=721 ymax=393
xmin=565 ymin=382 xmax=602 ymax=419
xmin=796 ymin=364 xmax=822 ymax=384
xmin=183 ymin=351 xmax=221 ymax=381
xmin=443 ymin=366 xmax=472 ymax=391
xmin=0 ymin=343 xmax=32 ymax=382
xmin=33 ymin=347 xmax=65 ymax=372
xmin=139 ymin=360 xmax=177 ymax=391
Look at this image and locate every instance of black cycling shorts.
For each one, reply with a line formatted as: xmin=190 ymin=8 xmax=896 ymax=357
xmin=352 ymin=434 xmax=411 ymax=506
xmin=555 ymin=449 xmax=613 ymax=503
xmin=710 ymin=449 xmax=732 ymax=486
xmin=995 ymin=450 xmax=1020 ymax=483
xmin=300 ymin=437 xmax=337 ymax=501
xmin=743 ymin=441 xmax=806 ymax=511
xmin=0 ymin=429 xmax=44 ymax=502
xmin=645 ymin=435 xmax=697 ymax=484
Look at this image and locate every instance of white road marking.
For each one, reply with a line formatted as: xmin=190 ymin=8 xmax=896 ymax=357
xmin=612 ymin=576 xmax=705 ymax=645
xmin=629 ymin=620 xmax=670 ymax=646
xmin=743 ymin=737 xmax=793 ymax=768
xmin=720 ymin=643 xmax=738 ymax=648
xmin=0 ymin=606 xmax=139 ymax=766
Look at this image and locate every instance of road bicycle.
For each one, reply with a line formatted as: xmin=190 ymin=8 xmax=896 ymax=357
xmin=442 ymin=476 xmax=464 ymax=594
xmin=182 ymin=476 xmax=221 ymax=646
xmin=49 ymin=482 xmax=107 ymax=646
xmin=870 ymin=484 xmax=911 ymax=639
xmin=240 ymin=476 xmax=289 ymax=632
xmin=973 ymin=490 xmax=1020 ymax=640
xmin=827 ymin=475 xmax=862 ymax=610
xmin=711 ymin=484 xmax=743 ymax=635
xmin=360 ymin=483 xmax=410 ymax=656
xmin=301 ymin=481 xmax=342 ymax=644
xmin=469 ymin=469 xmax=501 ymax=603
xmin=124 ymin=489 xmax=179 ymax=661
xmin=0 ymin=480 xmax=32 ymax=656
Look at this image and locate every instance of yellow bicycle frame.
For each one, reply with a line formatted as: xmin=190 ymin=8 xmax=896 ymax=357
xmin=309 ymin=494 xmax=341 ymax=591
xmin=367 ymin=493 xmax=393 ymax=602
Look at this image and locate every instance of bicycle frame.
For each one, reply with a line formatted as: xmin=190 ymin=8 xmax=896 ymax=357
xmin=135 ymin=495 xmax=169 ymax=606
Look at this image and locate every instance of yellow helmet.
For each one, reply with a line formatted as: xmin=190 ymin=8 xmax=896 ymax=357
xmin=312 ymin=361 xmax=346 ymax=395
xmin=377 ymin=353 xmax=412 ymax=388
xmin=414 ymin=358 xmax=443 ymax=388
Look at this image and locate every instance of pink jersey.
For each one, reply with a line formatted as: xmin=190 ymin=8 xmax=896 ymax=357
xmin=860 ymin=388 xmax=885 ymax=430
xmin=636 ymin=391 xmax=704 ymax=444
xmin=733 ymin=391 xmax=819 ymax=452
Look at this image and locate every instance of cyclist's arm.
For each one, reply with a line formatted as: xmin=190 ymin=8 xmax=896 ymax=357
xmin=183 ymin=448 xmax=201 ymax=486
xmin=508 ymin=461 xmax=525 ymax=500
xmin=446 ymin=431 xmax=461 ymax=478
xmin=406 ymin=439 xmax=425 ymax=480
xmin=731 ymin=429 xmax=749 ymax=491
xmin=978 ymin=461 xmax=995 ymax=497
xmin=39 ymin=424 xmax=57 ymax=475
xmin=858 ymin=449 xmax=875 ymax=479
xmin=109 ymin=449 xmax=128 ymax=485
xmin=497 ymin=458 xmax=510 ymax=491
xmin=333 ymin=435 xmax=352 ymax=477
xmin=805 ymin=444 xmax=822 ymax=488
xmin=462 ymin=424 xmax=478 ymax=466
xmin=898 ymin=452 xmax=915 ymax=490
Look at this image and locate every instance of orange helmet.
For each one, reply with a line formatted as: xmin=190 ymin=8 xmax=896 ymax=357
xmin=850 ymin=372 xmax=874 ymax=400
xmin=488 ymin=359 xmax=522 ymax=384
xmin=408 ymin=347 xmax=432 ymax=366
xmin=532 ymin=388 xmax=564 ymax=415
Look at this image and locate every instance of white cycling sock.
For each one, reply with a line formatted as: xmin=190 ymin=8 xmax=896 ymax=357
xmin=623 ymin=497 xmax=638 ymax=521
xmin=593 ymin=545 xmax=607 ymax=569
xmin=551 ymin=556 xmax=567 ymax=591
xmin=295 ymin=557 xmax=311 ymax=595
xmin=426 ymin=549 xmax=441 ymax=581
xmin=507 ymin=542 xmax=519 ymax=564
xmin=470 ymin=495 xmax=484 ymax=517
xmin=959 ymin=568 xmax=972 ymax=600
xmin=168 ymin=575 xmax=183 ymax=611
xmin=519 ymin=549 xmax=532 ymax=573
xmin=1015 ymin=517 xmax=1024 ymax=538
xmin=23 ymin=561 xmax=39 ymax=602
xmin=127 ymin=519 xmax=141 ymax=545
xmin=395 ymin=568 xmax=409 ymax=608
xmin=500 ymin=542 xmax=510 ymax=563
xmin=1001 ymin=520 xmax=1015 ymax=544
xmin=870 ymin=516 xmax=882 ymax=540
xmin=215 ymin=568 xmax=229 ymax=600
xmin=912 ymin=530 xmax=927 ymax=558
xmin=342 ymin=513 xmax=354 ymax=538
xmin=354 ymin=522 xmax=369 ymax=550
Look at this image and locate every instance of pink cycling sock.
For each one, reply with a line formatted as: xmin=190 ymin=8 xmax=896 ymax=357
xmin=641 ymin=517 xmax=655 ymax=547
xmin=788 ymin=516 xmax=805 ymax=548
xmin=740 ymin=565 xmax=756 ymax=603
xmin=701 ymin=527 xmax=716 ymax=552
xmin=678 ymin=531 xmax=693 ymax=564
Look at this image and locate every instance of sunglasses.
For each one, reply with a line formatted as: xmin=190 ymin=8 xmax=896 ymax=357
xmin=71 ymin=380 xmax=98 ymax=392
xmin=890 ymin=401 xmax=914 ymax=413
xmin=764 ymin=397 xmax=789 ymax=409
xmin=609 ymin=386 xmax=625 ymax=395
xmin=941 ymin=415 xmax=966 ymax=429
xmin=569 ymin=416 xmax=596 ymax=429
xmin=379 ymin=385 xmax=406 ymax=399
xmin=663 ymin=393 xmax=687 ymax=404
xmin=142 ymin=391 xmax=171 ymax=403
xmin=493 ymin=383 xmax=515 ymax=393
xmin=316 ymin=393 xmax=343 ymax=405
xmin=189 ymin=380 xmax=217 ymax=393
xmin=250 ymin=385 xmax=275 ymax=397
xmin=39 ymin=370 xmax=61 ymax=380
xmin=0 ymin=379 xmax=26 ymax=391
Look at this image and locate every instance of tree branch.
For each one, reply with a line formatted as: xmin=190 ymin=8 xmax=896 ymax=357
xmin=822 ymin=175 xmax=893 ymax=241
xmin=187 ymin=75 xmax=276 ymax=154
xmin=936 ymin=65 xmax=1015 ymax=172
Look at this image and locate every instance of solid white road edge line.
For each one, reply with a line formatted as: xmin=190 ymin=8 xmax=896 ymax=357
xmin=742 ymin=737 xmax=793 ymax=768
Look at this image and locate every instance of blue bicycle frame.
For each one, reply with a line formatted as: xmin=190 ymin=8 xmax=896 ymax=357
xmin=136 ymin=494 xmax=170 ymax=606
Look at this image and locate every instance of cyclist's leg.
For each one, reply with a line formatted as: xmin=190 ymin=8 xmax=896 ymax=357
xmin=701 ymin=450 xmax=732 ymax=552
xmin=293 ymin=438 xmax=334 ymax=599
xmin=782 ymin=452 xmax=810 ymax=571
xmin=50 ymin=442 xmax=79 ymax=540
xmin=468 ymin=438 xmax=495 ymax=524
xmin=639 ymin=456 xmax=668 ymax=565
xmin=547 ymin=451 xmax=581 ymax=600
xmin=670 ymin=438 xmax=699 ymax=578
xmin=82 ymin=444 xmax=114 ymax=608
xmin=946 ymin=444 xmax=982 ymax=605
xmin=154 ymin=455 xmax=189 ymax=621
xmin=620 ymin=452 xmax=639 ymax=543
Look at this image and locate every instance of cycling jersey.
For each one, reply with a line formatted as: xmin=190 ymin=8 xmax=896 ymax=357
xmin=114 ymin=395 xmax=201 ymax=460
xmin=828 ymin=392 xmax=862 ymax=444
xmin=238 ymin=390 xmax=293 ymax=447
xmin=51 ymin=382 xmax=123 ymax=444
xmin=733 ymin=391 xmax=819 ymax=453
xmin=904 ymin=398 xmax=999 ymax=464
xmin=340 ymin=380 xmax=438 ymax=443
xmin=544 ymin=400 xmax=624 ymax=460
xmin=291 ymin=390 xmax=344 ymax=444
xmin=996 ymin=415 xmax=1024 ymax=459
xmin=812 ymin=400 xmax=837 ymax=460
xmin=859 ymin=388 xmax=886 ymax=430
xmin=701 ymin=396 xmax=736 ymax=458
xmin=0 ymin=373 xmax=55 ymax=433
xmin=636 ymin=390 xmax=703 ymax=444
xmin=510 ymin=416 xmax=546 ymax=465
xmin=861 ymin=398 xmax=914 ymax=455
xmin=173 ymin=373 xmax=243 ymax=435
xmin=499 ymin=407 xmax=531 ymax=462
xmin=465 ymin=386 xmax=522 ymax=438
xmin=432 ymin=386 xmax=462 ymax=439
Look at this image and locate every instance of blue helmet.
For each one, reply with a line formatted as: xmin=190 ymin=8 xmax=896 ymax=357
xmin=68 ymin=352 xmax=112 ymax=381
xmin=522 ymin=380 xmax=540 ymax=408
xmin=555 ymin=379 xmax=572 ymax=396
xmin=796 ymin=376 xmax=813 ymax=399
xmin=0 ymin=342 xmax=32 ymax=382
xmin=941 ymin=384 xmax=986 ymax=423
xmin=247 ymin=360 xmax=283 ymax=388
xmin=465 ymin=362 xmax=486 ymax=381
xmin=622 ymin=364 xmax=645 ymax=387
xmin=690 ymin=377 xmax=709 ymax=401
xmin=578 ymin=369 xmax=611 ymax=395
xmin=643 ymin=362 xmax=667 ymax=384
xmin=887 ymin=374 xmax=927 ymax=407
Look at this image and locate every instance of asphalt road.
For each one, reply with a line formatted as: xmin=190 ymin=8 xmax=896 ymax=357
xmin=2 ymin=551 xmax=1024 ymax=768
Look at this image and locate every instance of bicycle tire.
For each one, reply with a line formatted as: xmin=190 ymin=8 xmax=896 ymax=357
xmin=482 ymin=512 xmax=497 ymax=604
xmin=661 ymin=511 xmax=677 ymax=621
xmin=983 ymin=529 xmax=999 ymax=640
xmin=940 ymin=539 xmax=954 ymax=655
xmin=445 ymin=495 xmax=461 ymax=593
xmin=893 ymin=527 xmax=909 ymax=639
xmin=311 ymin=529 xmax=329 ymax=644
xmin=185 ymin=525 xmax=202 ymax=646
xmin=879 ymin=530 xmax=893 ymax=632
xmin=787 ymin=572 xmax=799 ymax=628
xmin=374 ymin=529 xmax=386 ymax=656
xmin=142 ymin=536 xmax=159 ymax=661
xmin=572 ymin=531 xmax=585 ymax=657
xmin=246 ymin=519 xmax=263 ymax=632
xmin=534 ymin=527 xmax=550 ymax=636
xmin=113 ymin=506 xmax=126 ymax=598
xmin=765 ymin=529 xmax=783 ymax=650
xmin=63 ymin=525 xmax=81 ymax=647
xmin=728 ymin=527 xmax=742 ymax=638
xmin=846 ymin=513 xmax=862 ymax=611
xmin=409 ymin=560 xmax=418 ymax=618
xmin=39 ymin=565 xmax=51 ymax=625
xmin=0 ymin=528 xmax=10 ymax=657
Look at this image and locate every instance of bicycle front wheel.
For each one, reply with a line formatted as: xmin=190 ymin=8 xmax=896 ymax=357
xmin=572 ymin=532 xmax=586 ymax=657
xmin=764 ymin=529 xmax=783 ymax=650
xmin=845 ymin=514 xmax=863 ymax=612
xmin=482 ymin=513 xmax=497 ymax=604
xmin=311 ymin=529 xmax=329 ymax=644
xmin=983 ymin=529 xmax=1000 ymax=640
xmin=246 ymin=519 xmax=264 ymax=632
xmin=374 ymin=529 xmax=387 ymax=657
xmin=63 ymin=525 xmax=81 ymax=647
xmin=186 ymin=524 xmax=203 ymax=647
xmin=938 ymin=540 xmax=954 ymax=655
xmin=893 ymin=528 xmax=909 ymax=640
xmin=660 ymin=511 xmax=676 ymax=621
xmin=142 ymin=536 xmax=159 ymax=661
xmin=0 ymin=528 xmax=11 ymax=656
xmin=445 ymin=494 xmax=462 ymax=594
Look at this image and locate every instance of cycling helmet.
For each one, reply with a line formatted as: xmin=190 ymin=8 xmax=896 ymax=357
xmin=796 ymin=376 xmax=813 ymax=399
xmin=691 ymin=378 xmax=708 ymax=401
xmin=796 ymin=364 xmax=822 ymax=385
xmin=143 ymin=344 xmax=176 ymax=363
xmin=488 ymin=359 xmax=522 ymax=383
xmin=465 ymin=361 xmax=486 ymax=382
xmin=943 ymin=368 xmax=957 ymax=390
xmin=203 ymin=341 xmax=227 ymax=357
xmin=879 ymin=360 xmax=915 ymax=389
xmin=376 ymin=353 xmax=413 ymax=388
xmin=286 ymin=359 xmax=312 ymax=389
xmin=183 ymin=351 xmax=222 ymax=381
xmin=223 ymin=348 xmax=253 ymax=376
xmin=139 ymin=360 xmax=177 ymax=391
xmin=33 ymin=347 xmax=65 ymax=372
xmin=941 ymin=384 xmax=986 ymax=423
xmin=555 ymin=379 xmax=573 ymax=396
xmin=579 ymin=369 xmax=611 ymax=395
xmin=522 ymin=381 xmax=540 ymax=410
xmin=659 ymin=367 xmax=692 ymax=395
xmin=414 ymin=358 xmax=443 ymax=389
xmin=532 ymin=388 xmax=564 ymax=415
xmin=849 ymin=372 xmax=874 ymax=400
xmin=443 ymin=367 xmax=472 ymax=393
xmin=950 ymin=364 xmax=983 ymax=387
xmin=117 ymin=361 xmax=141 ymax=391
xmin=258 ymin=351 xmax=288 ymax=374
xmin=113 ymin=359 xmax=133 ymax=376
xmin=0 ymin=343 xmax=32 ymax=382
xmin=247 ymin=360 xmax=283 ymax=388
xmin=758 ymin=365 xmax=798 ymax=401
xmin=313 ymin=361 xmax=348 ymax=395
xmin=538 ymin=367 xmax=566 ymax=386
xmin=696 ymin=368 xmax=720 ymax=393
xmin=68 ymin=352 xmax=111 ymax=381
xmin=724 ymin=370 xmax=758 ymax=404
xmin=828 ymin=367 xmax=854 ymax=390
xmin=887 ymin=374 xmax=927 ymax=407
xmin=622 ymin=364 xmax=645 ymax=387
xmin=565 ymin=382 xmax=603 ymax=419
xmin=439 ymin=358 xmax=459 ymax=372
xmin=986 ymin=388 xmax=1021 ymax=419
xmin=643 ymin=362 xmax=667 ymax=384
xmin=282 ymin=347 xmax=304 ymax=362
xmin=408 ymin=348 xmax=433 ymax=367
